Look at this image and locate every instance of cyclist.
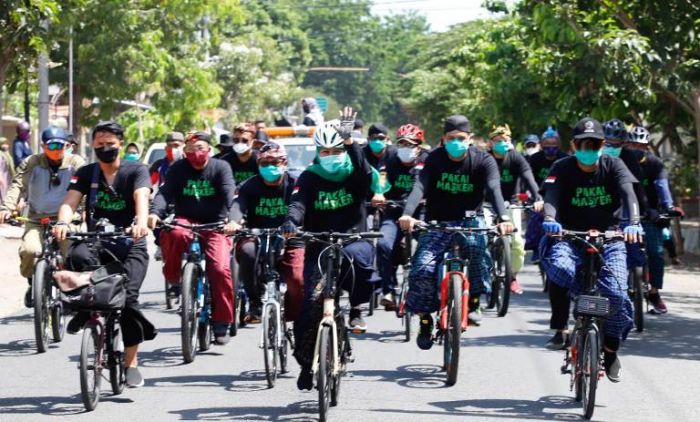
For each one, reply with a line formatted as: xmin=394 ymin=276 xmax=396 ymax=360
xmin=540 ymin=117 xmax=642 ymax=382
xmin=524 ymin=127 xmax=568 ymax=262
xmin=149 ymin=132 xmax=185 ymax=187
xmin=148 ymin=131 xmax=236 ymax=345
xmin=626 ymin=125 xmax=682 ymax=314
xmin=281 ymin=108 xmax=380 ymax=390
xmin=398 ymin=115 xmax=514 ymax=349
xmin=214 ymin=133 xmax=234 ymax=159
xmin=0 ymin=126 xmax=85 ymax=307
xmin=363 ymin=123 xmax=396 ymax=170
xmin=488 ymin=125 xmax=543 ymax=294
xmin=224 ymin=142 xmax=304 ymax=324
xmin=371 ymin=124 xmax=429 ymax=310
xmin=523 ymin=134 xmax=540 ymax=157
xmin=12 ymin=120 xmax=33 ymax=167
xmin=53 ymin=120 xmax=155 ymax=388
xmin=220 ymin=123 xmax=260 ymax=185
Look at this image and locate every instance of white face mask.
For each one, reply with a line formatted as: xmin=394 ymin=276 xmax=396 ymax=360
xmin=172 ymin=147 xmax=184 ymax=160
xmin=397 ymin=146 xmax=418 ymax=163
xmin=233 ymin=143 xmax=250 ymax=155
xmin=525 ymin=146 xmax=539 ymax=156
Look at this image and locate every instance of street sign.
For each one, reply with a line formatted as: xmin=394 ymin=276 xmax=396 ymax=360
xmin=316 ymin=96 xmax=328 ymax=113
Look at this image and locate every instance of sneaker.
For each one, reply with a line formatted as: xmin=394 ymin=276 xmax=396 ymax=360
xmin=213 ymin=323 xmax=231 ymax=345
xmin=380 ymin=292 xmax=397 ymax=311
xmin=648 ymin=292 xmax=668 ymax=314
xmin=244 ymin=306 xmax=262 ymax=324
xmin=67 ymin=312 xmax=90 ymax=334
xmin=125 ymin=367 xmax=145 ymax=388
xmin=166 ymin=282 xmax=181 ymax=299
xmin=297 ymin=365 xmax=313 ymax=391
xmin=468 ymin=297 xmax=482 ymax=326
xmin=510 ymin=278 xmax=524 ymax=295
xmin=416 ymin=314 xmax=434 ymax=350
xmin=545 ymin=331 xmax=570 ymax=350
xmin=24 ymin=286 xmax=33 ymax=308
xmin=603 ymin=352 xmax=622 ymax=383
xmin=154 ymin=246 xmax=163 ymax=261
xmin=349 ymin=308 xmax=367 ymax=333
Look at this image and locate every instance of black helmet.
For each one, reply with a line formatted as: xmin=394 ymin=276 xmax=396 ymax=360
xmin=603 ymin=119 xmax=627 ymax=141
xmin=41 ymin=126 xmax=68 ymax=143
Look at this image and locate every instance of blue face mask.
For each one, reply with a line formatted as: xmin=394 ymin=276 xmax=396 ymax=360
xmin=542 ymin=146 xmax=559 ymax=157
xmin=602 ymin=145 xmax=622 ymax=158
xmin=445 ymin=139 xmax=468 ymax=158
xmin=629 ymin=149 xmax=646 ymax=160
xmin=493 ymin=140 xmax=510 ymax=156
xmin=259 ymin=164 xmax=284 ymax=182
xmin=124 ymin=153 xmax=140 ymax=161
xmin=575 ymin=149 xmax=602 ymax=166
xmin=368 ymin=138 xmax=386 ymax=154
xmin=319 ymin=153 xmax=347 ymax=173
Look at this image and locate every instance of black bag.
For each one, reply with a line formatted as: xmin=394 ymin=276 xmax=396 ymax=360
xmin=62 ymin=261 xmax=127 ymax=311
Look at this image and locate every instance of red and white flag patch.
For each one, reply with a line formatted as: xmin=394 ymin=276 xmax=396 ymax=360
xmin=70 ymin=176 xmax=79 ymax=184
xmin=545 ymin=176 xmax=556 ymax=184
xmin=292 ymin=186 xmax=300 ymax=195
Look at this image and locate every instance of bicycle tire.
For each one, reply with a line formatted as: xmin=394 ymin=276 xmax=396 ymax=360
xmin=165 ymin=278 xmax=175 ymax=310
xmin=181 ymin=263 xmax=199 ymax=363
xmin=263 ymin=305 xmax=279 ymax=388
xmin=109 ymin=321 xmax=125 ymax=395
xmin=496 ymin=236 xmax=512 ymax=317
xmin=403 ymin=311 xmax=411 ymax=343
xmin=50 ymin=299 xmax=65 ymax=342
xmin=582 ymin=327 xmax=599 ymax=419
xmin=632 ymin=267 xmax=644 ymax=333
xmin=280 ymin=327 xmax=289 ymax=374
xmin=574 ymin=329 xmax=584 ymax=402
xmin=444 ymin=273 xmax=462 ymax=386
xmin=80 ymin=323 xmax=101 ymax=411
xmin=331 ymin=315 xmax=346 ymax=406
xmin=318 ymin=325 xmax=332 ymax=422
xmin=198 ymin=321 xmax=211 ymax=352
xmin=33 ymin=260 xmax=50 ymax=353
xmin=539 ymin=262 xmax=548 ymax=292
xmin=400 ymin=276 xmax=411 ymax=342
xmin=229 ymin=253 xmax=239 ymax=337
xmin=368 ymin=289 xmax=376 ymax=316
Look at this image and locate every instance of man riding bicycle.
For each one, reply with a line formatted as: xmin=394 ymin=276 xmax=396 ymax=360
xmin=398 ymin=115 xmax=514 ymax=349
xmin=363 ymin=123 xmax=396 ymax=170
xmin=281 ymin=108 xmax=382 ymax=391
xmin=53 ymin=120 xmax=155 ymax=388
xmin=371 ymin=124 xmax=428 ymax=310
xmin=149 ymin=131 xmax=236 ymax=345
xmin=0 ymin=126 xmax=85 ymax=307
xmin=540 ymin=117 xmax=642 ymax=383
xmin=220 ymin=123 xmax=259 ymax=185
xmin=224 ymin=142 xmax=304 ymax=324
xmin=487 ymin=125 xmax=543 ymax=294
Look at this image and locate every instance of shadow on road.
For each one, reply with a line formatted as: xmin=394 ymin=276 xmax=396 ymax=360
xmin=350 ymin=364 xmax=449 ymax=389
xmin=138 ymin=346 xmax=186 ymax=367
xmin=0 ymin=338 xmax=37 ymax=357
xmin=169 ymin=399 xmax=318 ymax=421
xmin=623 ymin=310 xmax=700 ymax=361
xmin=0 ymin=312 xmax=32 ymax=326
xmin=372 ymin=395 xmax=585 ymax=420
xmin=0 ymin=394 xmax=132 ymax=416
xmin=146 ymin=370 xmax=284 ymax=392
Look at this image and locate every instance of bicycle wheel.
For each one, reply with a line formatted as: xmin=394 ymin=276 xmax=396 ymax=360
xmin=574 ymin=329 xmax=584 ymax=402
xmin=109 ymin=320 xmax=125 ymax=395
xmin=80 ymin=323 xmax=101 ymax=411
xmin=581 ymin=328 xmax=599 ymax=420
xmin=50 ymin=298 xmax=65 ymax=343
xmin=331 ymin=316 xmax=346 ymax=407
xmin=399 ymin=277 xmax=411 ymax=342
xmin=33 ymin=260 xmax=50 ymax=353
xmin=180 ymin=263 xmax=199 ymax=363
xmin=631 ymin=267 xmax=644 ymax=333
xmin=368 ymin=289 xmax=376 ymax=316
xmin=229 ymin=253 xmax=239 ymax=337
xmin=317 ymin=325 xmax=332 ymax=422
xmin=280 ymin=326 xmax=289 ymax=374
xmin=263 ymin=304 xmax=279 ymax=388
xmin=444 ymin=274 xmax=462 ymax=386
xmin=495 ymin=236 xmax=512 ymax=317
xmin=198 ymin=321 xmax=211 ymax=352
xmin=539 ymin=262 xmax=548 ymax=292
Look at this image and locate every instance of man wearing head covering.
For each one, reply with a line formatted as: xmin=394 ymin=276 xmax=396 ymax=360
xmin=301 ymin=97 xmax=324 ymax=127
xmin=13 ymin=121 xmax=33 ymax=166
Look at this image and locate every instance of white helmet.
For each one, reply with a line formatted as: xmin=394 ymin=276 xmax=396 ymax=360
xmin=627 ymin=126 xmax=650 ymax=144
xmin=313 ymin=120 xmax=344 ymax=148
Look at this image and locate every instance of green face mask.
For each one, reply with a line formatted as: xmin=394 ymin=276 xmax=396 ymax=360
xmin=493 ymin=140 xmax=510 ymax=155
xmin=368 ymin=138 xmax=386 ymax=154
xmin=575 ymin=149 xmax=602 ymax=166
xmin=124 ymin=152 xmax=140 ymax=161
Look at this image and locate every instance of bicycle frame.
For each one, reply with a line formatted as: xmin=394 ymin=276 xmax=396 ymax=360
xmin=186 ymin=235 xmax=211 ymax=326
xmin=256 ymin=230 xmax=286 ymax=350
xmin=438 ymin=233 xmax=470 ymax=332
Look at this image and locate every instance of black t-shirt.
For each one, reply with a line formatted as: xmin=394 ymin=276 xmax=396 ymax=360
xmin=406 ymin=146 xmax=504 ymax=221
xmin=230 ymin=173 xmax=297 ymax=228
xmin=528 ymin=150 xmax=568 ymax=186
xmin=640 ymin=153 xmax=667 ymax=209
xmin=287 ymin=142 xmax=372 ymax=232
xmin=363 ymin=144 xmax=397 ymax=170
xmin=384 ymin=150 xmax=428 ymax=218
xmin=69 ymin=161 xmax=151 ymax=228
xmin=220 ymin=151 xmax=259 ymax=185
xmin=494 ymin=150 xmax=533 ymax=200
xmin=151 ymin=158 xmax=235 ymax=223
xmin=543 ymin=155 xmax=637 ymax=231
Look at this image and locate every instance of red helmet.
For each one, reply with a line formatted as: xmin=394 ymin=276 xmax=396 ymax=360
xmin=396 ymin=124 xmax=424 ymax=144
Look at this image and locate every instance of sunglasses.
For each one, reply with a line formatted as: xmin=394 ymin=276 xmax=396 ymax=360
xmin=258 ymin=159 xmax=285 ymax=167
xmin=46 ymin=142 xmax=65 ymax=151
xmin=232 ymin=138 xmax=249 ymax=144
xmin=370 ymin=135 xmax=388 ymax=141
xmin=604 ymin=142 xmax=623 ymax=148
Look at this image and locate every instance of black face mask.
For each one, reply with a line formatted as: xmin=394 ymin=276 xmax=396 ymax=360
xmin=302 ymin=105 xmax=310 ymax=114
xmin=94 ymin=146 xmax=120 ymax=163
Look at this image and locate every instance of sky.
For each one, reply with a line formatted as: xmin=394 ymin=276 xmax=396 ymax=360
xmin=371 ymin=0 xmax=506 ymax=31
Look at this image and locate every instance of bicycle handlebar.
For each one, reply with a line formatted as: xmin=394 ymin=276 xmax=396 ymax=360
xmin=296 ymin=231 xmax=384 ymax=242
xmin=553 ymin=230 xmax=625 ymax=241
xmin=159 ymin=220 xmax=226 ymax=232
xmin=413 ymin=221 xmax=516 ymax=235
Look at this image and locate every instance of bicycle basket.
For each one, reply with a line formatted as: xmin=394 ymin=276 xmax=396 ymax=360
xmin=575 ymin=295 xmax=610 ymax=318
xmin=58 ymin=261 xmax=127 ymax=311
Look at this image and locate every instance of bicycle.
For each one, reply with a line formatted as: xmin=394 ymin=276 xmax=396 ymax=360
xmin=228 ymin=234 xmax=249 ymax=337
xmin=395 ymin=227 xmax=414 ymax=342
xmin=297 ymin=230 xmax=382 ymax=422
xmin=66 ymin=224 xmax=131 ymax=412
xmin=159 ymin=219 xmax=226 ymax=363
xmin=414 ymin=219 xmax=493 ymax=386
xmin=485 ymin=228 xmax=514 ymax=317
xmin=13 ymin=216 xmax=67 ymax=353
xmin=557 ymin=229 xmax=623 ymax=420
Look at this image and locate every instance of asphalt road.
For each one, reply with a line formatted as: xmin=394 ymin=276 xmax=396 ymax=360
xmin=1 ymin=248 xmax=699 ymax=422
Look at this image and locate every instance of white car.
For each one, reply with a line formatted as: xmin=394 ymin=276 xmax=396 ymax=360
xmin=263 ymin=127 xmax=316 ymax=172
xmin=143 ymin=142 xmax=166 ymax=167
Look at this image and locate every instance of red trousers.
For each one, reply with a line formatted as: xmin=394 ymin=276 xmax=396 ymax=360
xmin=160 ymin=217 xmax=234 ymax=324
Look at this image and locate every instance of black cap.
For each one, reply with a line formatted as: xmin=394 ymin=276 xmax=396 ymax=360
xmin=186 ymin=131 xmax=212 ymax=144
xmin=444 ymin=115 xmax=471 ymax=134
xmin=573 ymin=117 xmax=604 ymax=140
xmin=368 ymin=123 xmax=389 ymax=138
xmin=353 ymin=119 xmax=364 ymax=130
xmin=166 ymin=131 xmax=184 ymax=143
xmin=219 ymin=133 xmax=233 ymax=146
xmin=92 ymin=120 xmax=124 ymax=140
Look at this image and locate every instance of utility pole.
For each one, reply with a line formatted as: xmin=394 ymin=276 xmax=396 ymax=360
xmin=37 ymin=20 xmax=50 ymax=151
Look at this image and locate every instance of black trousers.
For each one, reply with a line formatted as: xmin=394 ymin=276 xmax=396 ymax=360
xmin=549 ymin=282 xmax=570 ymax=331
